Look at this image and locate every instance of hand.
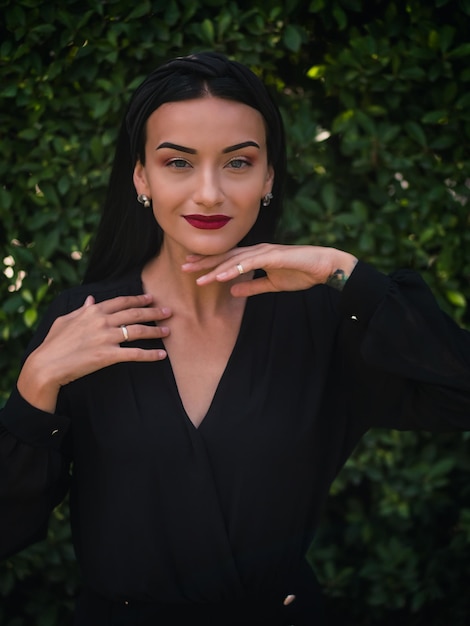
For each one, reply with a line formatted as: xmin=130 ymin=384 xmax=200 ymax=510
xmin=182 ymin=243 xmax=358 ymax=297
xmin=17 ymin=293 xmax=171 ymax=412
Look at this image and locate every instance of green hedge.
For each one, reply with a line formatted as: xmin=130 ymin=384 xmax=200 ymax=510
xmin=1 ymin=0 xmax=469 ymax=624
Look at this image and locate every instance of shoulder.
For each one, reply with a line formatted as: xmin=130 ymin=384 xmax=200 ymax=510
xmin=57 ymin=267 xmax=144 ymax=313
xmin=22 ymin=269 xmax=144 ymax=358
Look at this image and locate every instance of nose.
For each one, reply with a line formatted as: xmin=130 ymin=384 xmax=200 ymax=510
xmin=192 ymin=167 xmax=224 ymax=208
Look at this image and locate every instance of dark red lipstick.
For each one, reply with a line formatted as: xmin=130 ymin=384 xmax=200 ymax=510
xmin=183 ymin=215 xmax=232 ymax=230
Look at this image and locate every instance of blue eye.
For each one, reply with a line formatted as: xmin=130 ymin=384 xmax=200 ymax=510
xmin=168 ymin=159 xmax=190 ymax=168
xmin=228 ymin=158 xmax=249 ymax=169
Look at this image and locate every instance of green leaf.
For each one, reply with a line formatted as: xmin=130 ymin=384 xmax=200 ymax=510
xmin=18 ymin=128 xmax=39 ymax=141
xmin=126 ymin=1 xmax=151 ymax=20
xmin=58 ymin=176 xmax=70 ymax=196
xmin=404 ymin=121 xmax=427 ymax=146
xmin=217 ymin=11 xmax=232 ymax=40
xmin=447 ymin=43 xmax=470 ymax=59
xmin=308 ymin=0 xmax=325 ymax=11
xmin=321 ymin=183 xmax=336 ymax=213
xmin=1 ymin=84 xmax=17 ymax=98
xmin=307 ymin=65 xmax=325 ymax=79
xmin=164 ymin=0 xmax=180 ymax=26
xmin=429 ymin=134 xmax=455 ymax=150
xmin=283 ymin=25 xmax=302 ymax=53
xmin=446 ymin=290 xmax=467 ymax=307
xmin=332 ymin=5 xmax=347 ymax=30
xmin=439 ymin=25 xmax=456 ymax=53
xmin=23 ymin=307 xmax=38 ymax=328
xmin=0 ymin=188 xmax=12 ymax=210
xmin=200 ymin=19 xmax=215 ymax=45
xmin=421 ymin=110 xmax=449 ymax=124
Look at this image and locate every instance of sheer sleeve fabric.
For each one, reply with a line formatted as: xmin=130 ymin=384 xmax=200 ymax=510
xmin=337 ymin=262 xmax=470 ymax=431
xmin=0 ymin=293 xmax=73 ymax=560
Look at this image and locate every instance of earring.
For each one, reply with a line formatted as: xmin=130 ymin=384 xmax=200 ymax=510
xmin=137 ymin=194 xmax=151 ymax=208
xmin=262 ymin=192 xmax=273 ymax=207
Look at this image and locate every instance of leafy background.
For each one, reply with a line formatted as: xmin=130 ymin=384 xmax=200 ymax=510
xmin=1 ymin=0 xmax=469 ymax=624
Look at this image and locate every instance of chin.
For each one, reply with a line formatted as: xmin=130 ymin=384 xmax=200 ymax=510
xmin=186 ymin=236 xmax=247 ymax=257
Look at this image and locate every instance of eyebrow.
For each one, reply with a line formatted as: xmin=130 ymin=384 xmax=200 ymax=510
xmin=155 ymin=141 xmax=261 ymax=154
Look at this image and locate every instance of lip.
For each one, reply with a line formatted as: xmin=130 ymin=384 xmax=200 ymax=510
xmin=183 ymin=214 xmax=232 ymax=230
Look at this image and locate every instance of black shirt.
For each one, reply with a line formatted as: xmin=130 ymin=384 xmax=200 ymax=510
xmin=1 ymin=261 xmax=469 ymax=605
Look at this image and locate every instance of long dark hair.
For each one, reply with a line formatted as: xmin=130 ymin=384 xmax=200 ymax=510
xmin=83 ymin=52 xmax=287 ymax=284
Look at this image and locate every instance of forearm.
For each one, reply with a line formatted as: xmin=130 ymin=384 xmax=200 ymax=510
xmin=0 ymin=389 xmax=71 ymax=559
xmin=338 ymin=261 xmax=470 ymax=430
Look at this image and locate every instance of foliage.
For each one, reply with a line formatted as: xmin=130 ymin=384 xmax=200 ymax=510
xmin=0 ymin=0 xmax=469 ymax=624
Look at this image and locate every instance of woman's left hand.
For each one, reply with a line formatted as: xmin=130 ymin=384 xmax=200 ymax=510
xmin=182 ymin=243 xmax=358 ymax=297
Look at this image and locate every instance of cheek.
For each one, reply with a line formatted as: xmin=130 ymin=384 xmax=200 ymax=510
xmin=147 ymin=176 xmax=187 ymax=208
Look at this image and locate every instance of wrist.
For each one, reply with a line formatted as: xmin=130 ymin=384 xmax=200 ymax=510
xmin=325 ymin=251 xmax=358 ymax=291
xmin=17 ymin=351 xmax=62 ymax=413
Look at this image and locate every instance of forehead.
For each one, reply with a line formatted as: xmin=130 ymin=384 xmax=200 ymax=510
xmin=145 ymin=97 xmax=267 ymax=146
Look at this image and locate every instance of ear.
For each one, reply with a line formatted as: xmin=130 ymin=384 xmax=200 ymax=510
xmin=133 ymin=161 xmax=150 ymax=195
xmin=262 ymin=165 xmax=275 ymax=196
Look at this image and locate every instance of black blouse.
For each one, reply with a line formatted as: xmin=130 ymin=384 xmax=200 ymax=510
xmin=1 ymin=261 xmax=469 ymax=605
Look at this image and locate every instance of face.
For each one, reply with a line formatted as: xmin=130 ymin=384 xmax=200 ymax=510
xmin=133 ymin=97 xmax=274 ymax=259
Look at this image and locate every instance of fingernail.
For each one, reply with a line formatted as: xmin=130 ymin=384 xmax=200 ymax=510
xmin=283 ymin=595 xmax=296 ymax=606
xmin=161 ymin=307 xmax=171 ymax=315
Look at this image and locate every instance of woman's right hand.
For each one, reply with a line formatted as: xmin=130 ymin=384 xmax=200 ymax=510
xmin=17 ymin=293 xmax=171 ymax=413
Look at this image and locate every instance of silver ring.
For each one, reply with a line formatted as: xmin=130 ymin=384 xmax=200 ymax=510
xmin=120 ymin=324 xmax=129 ymax=342
xmin=236 ymin=263 xmax=244 ymax=275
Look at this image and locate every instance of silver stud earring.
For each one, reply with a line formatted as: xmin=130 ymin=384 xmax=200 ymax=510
xmin=262 ymin=192 xmax=273 ymax=207
xmin=137 ymin=194 xmax=151 ymax=208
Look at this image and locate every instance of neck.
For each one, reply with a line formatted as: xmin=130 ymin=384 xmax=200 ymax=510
xmin=142 ymin=243 xmax=242 ymax=319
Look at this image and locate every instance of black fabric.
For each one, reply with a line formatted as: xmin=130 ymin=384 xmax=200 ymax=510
xmin=1 ymin=261 xmax=470 ymax=620
xmin=73 ymin=560 xmax=325 ymax=625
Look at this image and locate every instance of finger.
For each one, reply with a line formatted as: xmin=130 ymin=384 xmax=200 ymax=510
xmin=97 ymin=293 xmax=155 ymax=315
xmin=200 ymin=245 xmax=275 ymax=284
xmin=196 ymin=256 xmax=258 ymax=285
xmin=114 ymin=347 xmax=168 ymax=363
xmin=116 ymin=322 xmax=170 ymax=344
xmin=66 ymin=294 xmax=97 ymax=320
xmin=230 ymin=276 xmax=277 ymax=298
xmin=111 ymin=305 xmax=172 ymax=328
xmin=182 ymin=245 xmax=267 ymax=274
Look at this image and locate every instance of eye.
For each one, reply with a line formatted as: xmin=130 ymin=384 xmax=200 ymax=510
xmin=227 ymin=158 xmax=250 ymax=169
xmin=167 ymin=158 xmax=191 ymax=169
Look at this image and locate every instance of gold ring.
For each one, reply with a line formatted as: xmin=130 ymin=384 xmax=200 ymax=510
xmin=236 ymin=263 xmax=244 ymax=275
xmin=120 ymin=324 xmax=129 ymax=342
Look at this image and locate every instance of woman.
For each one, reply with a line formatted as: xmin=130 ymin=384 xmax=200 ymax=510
xmin=1 ymin=52 xmax=469 ymax=625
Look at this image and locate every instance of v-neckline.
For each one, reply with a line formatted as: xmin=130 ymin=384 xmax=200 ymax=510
xmin=160 ymin=295 xmax=252 ymax=431
xmin=135 ymin=269 xmax=253 ymax=431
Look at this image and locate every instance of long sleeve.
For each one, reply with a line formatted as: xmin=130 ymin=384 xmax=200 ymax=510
xmin=0 ymin=294 xmax=72 ymax=561
xmin=338 ymin=262 xmax=470 ymax=431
